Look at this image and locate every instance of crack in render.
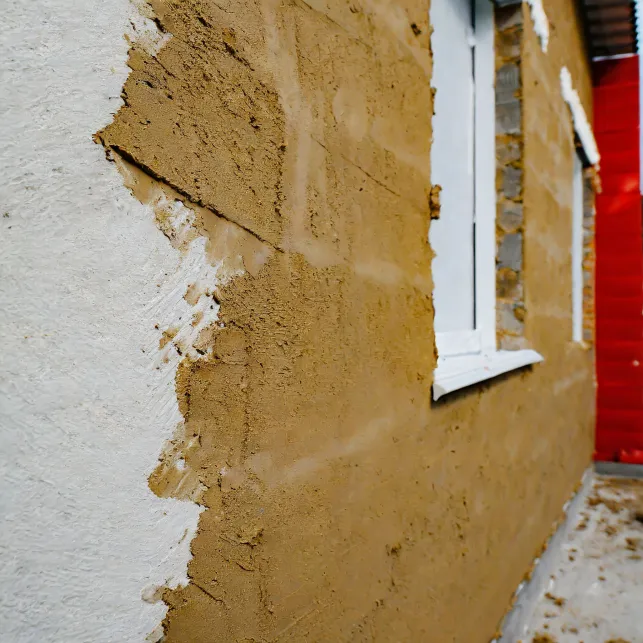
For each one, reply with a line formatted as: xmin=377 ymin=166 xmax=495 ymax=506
xmin=269 ymin=604 xmax=322 ymax=641
xmin=310 ymin=137 xmax=405 ymax=201
xmin=192 ymin=581 xmax=228 ymax=607
xmin=104 ymin=143 xmax=284 ymax=253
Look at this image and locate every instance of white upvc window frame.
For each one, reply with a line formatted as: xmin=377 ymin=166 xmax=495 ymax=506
xmin=431 ymin=0 xmax=543 ymax=400
xmin=560 ymin=64 xmax=600 ymax=346
xmin=434 ymin=0 xmax=496 ymax=363
xmin=571 ymin=151 xmax=584 ymax=343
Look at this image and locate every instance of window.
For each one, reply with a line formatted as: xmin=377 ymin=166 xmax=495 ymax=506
xmin=430 ymin=0 xmax=542 ymax=400
xmin=572 ymin=151 xmax=584 ymax=342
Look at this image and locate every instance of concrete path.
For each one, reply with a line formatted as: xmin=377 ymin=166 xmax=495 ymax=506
xmin=515 ymin=475 xmax=643 ymax=643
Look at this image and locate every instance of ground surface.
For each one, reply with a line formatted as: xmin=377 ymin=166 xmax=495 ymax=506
xmin=522 ymin=476 xmax=643 ymax=643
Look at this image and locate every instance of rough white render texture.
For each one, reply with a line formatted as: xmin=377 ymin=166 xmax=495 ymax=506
xmin=0 ymin=1 xmax=204 ymax=641
xmin=561 ymin=66 xmax=601 ymax=166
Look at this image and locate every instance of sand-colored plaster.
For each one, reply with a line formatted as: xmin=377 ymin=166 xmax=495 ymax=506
xmin=543 ymin=0 xmax=592 ymax=117
xmin=96 ymin=0 xmax=595 ymax=640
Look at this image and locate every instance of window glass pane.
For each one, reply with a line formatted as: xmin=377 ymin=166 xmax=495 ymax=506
xmin=430 ymin=0 xmax=476 ymax=333
xmin=572 ymin=153 xmax=584 ymax=342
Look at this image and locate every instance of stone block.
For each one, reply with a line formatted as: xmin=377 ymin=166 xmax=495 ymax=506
xmin=496 ymin=100 xmax=521 ymax=135
xmin=502 ymin=165 xmax=522 ymax=200
xmin=497 ymin=301 xmax=524 ymax=334
xmin=497 ymin=140 xmax=521 ymax=165
xmin=496 ymin=5 xmax=523 ymax=31
xmin=498 ymin=201 xmax=523 ymax=233
xmin=498 ymin=232 xmax=523 ymax=271
xmin=496 ymin=28 xmax=521 ymax=59
xmin=497 ymin=266 xmax=521 ymax=299
xmin=496 ymin=63 xmax=521 ymax=105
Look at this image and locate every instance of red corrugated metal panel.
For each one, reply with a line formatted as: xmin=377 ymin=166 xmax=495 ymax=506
xmin=594 ymin=55 xmax=643 ymax=463
xmin=594 ymin=257 xmax=643 ymax=276
xmin=596 ymin=319 xmax=643 ymax=341
xmin=598 ymin=384 xmax=643 ymax=410
xmin=595 ymin=276 xmax=643 ymax=297
xmin=594 ymin=56 xmax=639 ymax=86
xmin=595 ymin=298 xmax=643 ymax=319
xmin=597 ymin=130 xmax=640 ymax=156
xmin=597 ymin=360 xmax=643 ymax=382
xmin=596 ymin=193 xmax=642 ymax=216
xmin=597 ymin=429 xmax=643 ymax=452
xmin=597 ymin=149 xmax=640 ymax=174
xmin=597 ymin=409 xmax=643 ymax=435
xmin=599 ymin=171 xmax=641 ymax=194
xmin=596 ymin=340 xmax=643 ymax=362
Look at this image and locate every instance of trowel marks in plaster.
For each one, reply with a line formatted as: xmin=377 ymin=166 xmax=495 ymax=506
xmin=97 ymin=0 xmax=435 ymax=640
xmin=110 ymin=154 xmax=273 ymax=505
xmin=96 ymin=153 xmax=274 ymax=497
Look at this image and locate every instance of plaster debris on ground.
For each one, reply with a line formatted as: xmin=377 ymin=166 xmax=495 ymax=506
xmin=524 ymin=476 xmax=643 ymax=643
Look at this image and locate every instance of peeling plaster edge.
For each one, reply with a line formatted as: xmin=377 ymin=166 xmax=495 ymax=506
xmin=101 ymin=1 xmax=219 ymax=624
xmin=494 ymin=468 xmax=594 ymax=643
xmin=561 ymin=66 xmax=601 ymax=166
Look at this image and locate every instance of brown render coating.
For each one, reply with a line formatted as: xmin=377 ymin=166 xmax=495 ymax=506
xmin=95 ymin=0 xmax=595 ymax=640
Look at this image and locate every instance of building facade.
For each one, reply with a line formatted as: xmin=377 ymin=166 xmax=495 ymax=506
xmin=0 ymin=0 xmax=601 ymax=641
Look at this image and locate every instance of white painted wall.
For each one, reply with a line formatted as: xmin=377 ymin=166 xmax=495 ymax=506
xmin=0 ymin=1 xmax=202 ymax=641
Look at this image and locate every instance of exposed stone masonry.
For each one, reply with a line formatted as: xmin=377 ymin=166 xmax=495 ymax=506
xmin=583 ymin=171 xmax=596 ymax=343
xmin=495 ymin=4 xmax=528 ymax=350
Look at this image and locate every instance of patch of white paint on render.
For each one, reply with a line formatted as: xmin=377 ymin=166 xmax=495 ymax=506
xmin=526 ymin=0 xmax=550 ymax=53
xmin=561 ymin=66 xmax=601 ymax=166
xmin=0 ymin=1 xmax=204 ymax=641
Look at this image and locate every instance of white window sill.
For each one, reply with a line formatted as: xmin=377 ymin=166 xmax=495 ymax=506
xmin=433 ymin=349 xmax=544 ymax=400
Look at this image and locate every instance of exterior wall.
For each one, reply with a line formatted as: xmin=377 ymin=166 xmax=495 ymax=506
xmin=495 ymin=1 xmax=596 ymax=350
xmin=0 ymin=1 xmax=595 ymax=643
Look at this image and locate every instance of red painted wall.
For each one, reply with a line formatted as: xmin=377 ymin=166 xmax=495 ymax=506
xmin=594 ymin=55 xmax=643 ymax=462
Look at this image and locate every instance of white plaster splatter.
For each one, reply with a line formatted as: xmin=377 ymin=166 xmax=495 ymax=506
xmin=561 ymin=66 xmax=601 ymax=166
xmin=526 ymin=0 xmax=550 ymax=53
